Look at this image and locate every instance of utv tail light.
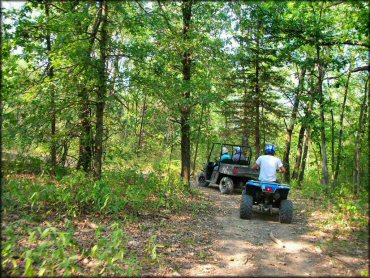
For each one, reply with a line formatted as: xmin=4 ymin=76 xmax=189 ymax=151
xmin=266 ymin=186 xmax=273 ymax=192
xmin=233 ymin=167 xmax=238 ymax=175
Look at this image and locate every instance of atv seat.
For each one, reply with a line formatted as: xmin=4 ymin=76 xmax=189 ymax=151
xmin=220 ymin=158 xmax=234 ymax=164
xmin=236 ymin=160 xmax=249 ymax=166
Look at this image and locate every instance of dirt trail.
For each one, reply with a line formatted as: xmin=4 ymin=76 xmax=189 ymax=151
xmin=179 ymin=183 xmax=365 ymax=277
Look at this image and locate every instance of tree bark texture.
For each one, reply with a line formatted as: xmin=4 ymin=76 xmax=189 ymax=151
xmin=291 ymin=125 xmax=305 ymax=179
xmin=367 ymin=62 xmax=370 ymax=191
xmin=298 ymin=127 xmax=310 ymax=186
xmin=93 ymin=0 xmax=108 ymax=180
xmin=137 ymin=93 xmax=147 ymax=150
xmin=254 ymin=18 xmax=261 ymax=158
xmin=330 ymin=103 xmax=335 ymax=179
xmin=180 ymin=0 xmax=193 ymax=187
xmin=77 ymin=88 xmax=92 ymax=172
xmin=333 ymin=71 xmax=351 ymax=186
xmin=76 ymin=3 xmax=102 ymax=173
xmin=316 ymin=45 xmax=329 ymax=186
xmin=353 ymin=79 xmax=368 ymax=194
xmin=283 ymin=68 xmax=306 ymax=182
xmin=45 ymin=2 xmax=56 ymax=176
xmin=193 ymin=104 xmax=204 ymax=174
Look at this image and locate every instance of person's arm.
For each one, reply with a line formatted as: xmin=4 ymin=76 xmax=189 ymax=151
xmin=277 ymin=158 xmax=286 ymax=173
xmin=252 ymin=157 xmax=261 ymax=170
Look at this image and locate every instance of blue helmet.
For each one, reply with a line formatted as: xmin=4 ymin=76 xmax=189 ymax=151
xmin=265 ymin=144 xmax=276 ymax=155
xmin=235 ymin=146 xmax=242 ymax=154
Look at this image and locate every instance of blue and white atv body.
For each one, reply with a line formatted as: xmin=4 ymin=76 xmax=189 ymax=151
xmin=240 ymin=180 xmax=293 ymax=223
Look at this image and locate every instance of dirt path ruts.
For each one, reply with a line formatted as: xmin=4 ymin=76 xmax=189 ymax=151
xmin=180 ymin=183 xmax=364 ymax=277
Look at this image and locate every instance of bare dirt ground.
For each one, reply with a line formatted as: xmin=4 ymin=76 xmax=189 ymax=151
xmin=143 ymin=183 xmax=368 ymax=277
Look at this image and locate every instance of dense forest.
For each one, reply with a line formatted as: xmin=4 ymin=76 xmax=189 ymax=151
xmin=1 ymin=1 xmax=369 ymax=276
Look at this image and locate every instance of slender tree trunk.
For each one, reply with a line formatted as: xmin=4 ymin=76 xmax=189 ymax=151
xmin=77 ymin=87 xmax=92 ymax=172
xmin=45 ymin=2 xmax=56 ymax=176
xmin=254 ymin=19 xmax=261 ymax=158
xmin=206 ymin=106 xmax=211 ymax=155
xmin=137 ymin=93 xmax=147 ymax=150
xmin=75 ymin=3 xmax=102 ymax=173
xmin=333 ymin=71 xmax=351 ymax=186
xmin=368 ymin=66 xmax=370 ymax=191
xmin=0 ymin=5 xmax=3 ymax=185
xmin=193 ymin=104 xmax=204 ymax=174
xmin=298 ymin=128 xmax=310 ymax=186
xmin=93 ymin=0 xmax=108 ymax=180
xmin=180 ymin=0 xmax=193 ymax=188
xmin=284 ymin=68 xmax=306 ymax=182
xmin=291 ymin=125 xmax=305 ymax=179
xmin=330 ymin=100 xmax=335 ymax=179
xmin=353 ymin=79 xmax=368 ymax=194
xmin=313 ymin=142 xmax=321 ymax=179
xmin=242 ymin=63 xmax=250 ymax=147
xmin=316 ymin=45 xmax=329 ymax=186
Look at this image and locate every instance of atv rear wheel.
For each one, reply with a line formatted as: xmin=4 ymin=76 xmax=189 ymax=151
xmin=240 ymin=193 xmax=253 ymax=219
xmin=279 ymin=199 xmax=293 ymax=223
xmin=197 ymin=172 xmax=209 ymax=187
xmin=219 ymin=177 xmax=234 ymax=194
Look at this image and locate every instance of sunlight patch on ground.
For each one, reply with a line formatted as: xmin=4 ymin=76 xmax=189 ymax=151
xmin=283 ymin=240 xmax=311 ymax=253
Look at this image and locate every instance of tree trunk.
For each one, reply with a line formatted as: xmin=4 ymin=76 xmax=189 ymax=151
xmin=241 ymin=63 xmax=250 ymax=148
xmin=192 ymin=104 xmax=204 ymax=174
xmin=353 ymin=78 xmax=368 ymax=194
xmin=137 ymin=93 xmax=147 ymax=151
xmin=313 ymin=142 xmax=321 ymax=179
xmin=45 ymin=2 xmax=56 ymax=176
xmin=76 ymin=2 xmax=102 ymax=173
xmin=254 ymin=18 xmax=261 ymax=158
xmin=298 ymin=127 xmax=310 ymax=186
xmin=291 ymin=125 xmax=305 ymax=179
xmin=180 ymin=0 xmax=193 ymax=188
xmin=316 ymin=45 xmax=329 ymax=186
xmin=330 ymin=99 xmax=335 ymax=179
xmin=77 ymin=87 xmax=92 ymax=172
xmin=368 ymin=65 xmax=370 ymax=191
xmin=333 ymin=71 xmax=351 ymax=186
xmin=93 ymin=0 xmax=108 ymax=180
xmin=283 ymin=68 xmax=306 ymax=182
xmin=0 ymin=5 xmax=3 ymax=185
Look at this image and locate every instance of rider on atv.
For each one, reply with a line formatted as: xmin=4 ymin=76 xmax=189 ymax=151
xmin=252 ymin=144 xmax=286 ymax=182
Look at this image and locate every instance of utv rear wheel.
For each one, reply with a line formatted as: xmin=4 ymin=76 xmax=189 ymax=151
xmin=197 ymin=172 xmax=209 ymax=187
xmin=240 ymin=193 xmax=253 ymax=219
xmin=279 ymin=200 xmax=293 ymax=223
xmin=219 ymin=177 xmax=234 ymax=194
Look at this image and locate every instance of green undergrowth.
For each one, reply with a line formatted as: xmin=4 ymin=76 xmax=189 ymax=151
xmin=2 ymin=159 xmax=208 ymax=276
xmin=3 ymin=169 xmax=195 ymax=219
xmin=2 ymin=221 xmax=141 ymax=276
xmin=290 ymin=173 xmax=368 ymax=256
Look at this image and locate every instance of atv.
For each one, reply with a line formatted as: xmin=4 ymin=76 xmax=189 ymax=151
xmin=239 ymin=180 xmax=293 ymax=223
xmin=197 ymin=143 xmax=259 ymax=194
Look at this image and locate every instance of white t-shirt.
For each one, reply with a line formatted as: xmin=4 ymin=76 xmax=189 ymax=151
xmin=255 ymin=155 xmax=283 ymax=182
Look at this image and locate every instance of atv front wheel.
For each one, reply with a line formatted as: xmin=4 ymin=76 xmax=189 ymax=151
xmin=279 ymin=199 xmax=293 ymax=223
xmin=219 ymin=177 xmax=234 ymax=194
xmin=240 ymin=193 xmax=253 ymax=219
xmin=197 ymin=172 xmax=209 ymax=187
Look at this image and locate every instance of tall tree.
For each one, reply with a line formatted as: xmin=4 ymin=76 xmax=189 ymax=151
xmin=283 ymin=67 xmax=306 ymax=182
xmin=93 ymin=0 xmax=108 ymax=180
xmin=180 ymin=0 xmax=193 ymax=187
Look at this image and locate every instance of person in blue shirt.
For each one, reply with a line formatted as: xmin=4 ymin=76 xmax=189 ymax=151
xmin=232 ymin=146 xmax=246 ymax=162
xmin=220 ymin=147 xmax=231 ymax=161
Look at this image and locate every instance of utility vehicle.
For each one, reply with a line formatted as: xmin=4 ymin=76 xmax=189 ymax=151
xmin=240 ymin=180 xmax=293 ymax=223
xmin=197 ymin=143 xmax=259 ymax=194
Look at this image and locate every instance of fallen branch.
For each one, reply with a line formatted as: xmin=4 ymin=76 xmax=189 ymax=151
xmin=269 ymin=231 xmax=285 ymax=248
xmin=244 ymin=254 xmax=254 ymax=264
